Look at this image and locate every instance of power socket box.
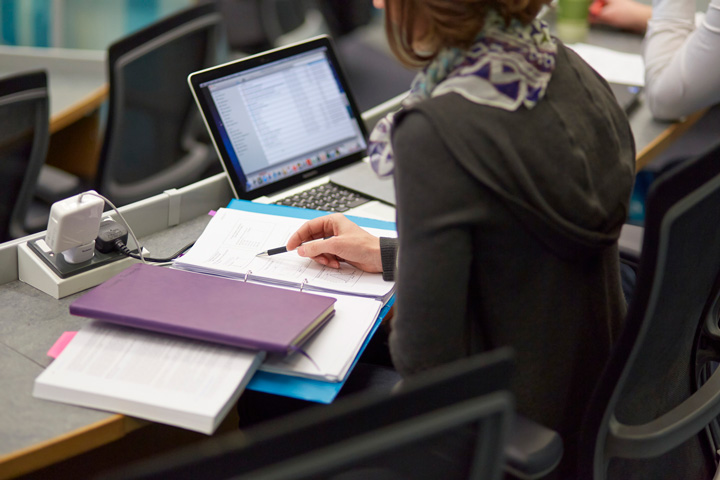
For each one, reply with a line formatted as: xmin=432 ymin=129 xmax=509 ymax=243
xmin=18 ymin=238 xmax=140 ymax=299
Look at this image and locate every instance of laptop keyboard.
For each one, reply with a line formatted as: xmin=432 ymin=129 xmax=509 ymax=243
xmin=273 ymin=183 xmax=370 ymax=212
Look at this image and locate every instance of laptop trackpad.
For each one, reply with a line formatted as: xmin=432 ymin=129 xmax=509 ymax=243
xmin=330 ymin=162 xmax=396 ymax=206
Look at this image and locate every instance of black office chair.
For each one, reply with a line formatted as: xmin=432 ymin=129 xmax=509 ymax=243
xmin=568 ymin=139 xmax=720 ymax=479
xmin=317 ymin=0 xmax=416 ymax=112
xmin=211 ymin=0 xmax=321 ymax=56
xmin=99 ymin=348 xmax=515 ymax=480
xmin=96 ymin=3 xmax=226 ymax=207
xmin=317 ymin=0 xmax=375 ymax=38
xmin=331 ymin=34 xmax=415 ymax=113
xmin=0 ymin=70 xmax=49 ymax=242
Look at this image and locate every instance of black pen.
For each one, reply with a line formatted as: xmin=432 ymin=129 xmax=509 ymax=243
xmin=256 ymin=237 xmax=332 ymax=257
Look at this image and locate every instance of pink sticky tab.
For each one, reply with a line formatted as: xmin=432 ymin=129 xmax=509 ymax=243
xmin=208 ymin=210 xmax=217 ymax=216
xmin=47 ymin=331 xmax=77 ymax=358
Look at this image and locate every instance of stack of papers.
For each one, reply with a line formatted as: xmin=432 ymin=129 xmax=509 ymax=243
xmin=260 ymin=292 xmax=383 ymax=382
xmin=173 ymin=207 xmax=397 ymax=384
xmin=567 ymin=43 xmax=645 ymax=86
xmin=174 ymin=207 xmax=396 ymax=303
xmin=34 ymin=322 xmax=264 ymax=435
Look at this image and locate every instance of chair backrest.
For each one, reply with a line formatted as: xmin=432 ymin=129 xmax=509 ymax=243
xmin=317 ymin=0 xmax=375 ymax=38
xmin=0 ymin=70 xmax=49 ymax=242
xmin=213 ymin=0 xmax=317 ymax=55
xmin=103 ymin=348 xmax=515 ymax=480
xmin=579 ymin=139 xmax=720 ymax=479
xmin=97 ymin=3 xmax=226 ymax=207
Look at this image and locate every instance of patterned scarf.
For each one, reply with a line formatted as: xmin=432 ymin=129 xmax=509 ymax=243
xmin=368 ymin=10 xmax=557 ymax=177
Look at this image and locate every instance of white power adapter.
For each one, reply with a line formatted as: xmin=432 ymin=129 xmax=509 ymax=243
xmin=45 ymin=191 xmax=105 ymax=264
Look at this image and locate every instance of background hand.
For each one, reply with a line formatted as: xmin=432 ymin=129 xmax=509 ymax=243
xmin=286 ymin=214 xmax=383 ymax=272
xmin=588 ymin=0 xmax=652 ymax=33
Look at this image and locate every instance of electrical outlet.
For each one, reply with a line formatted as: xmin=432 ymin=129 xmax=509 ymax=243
xmin=27 ymin=238 xmax=129 ymax=279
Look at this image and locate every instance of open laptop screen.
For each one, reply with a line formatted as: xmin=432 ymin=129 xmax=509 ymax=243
xmin=189 ymin=36 xmax=368 ymax=200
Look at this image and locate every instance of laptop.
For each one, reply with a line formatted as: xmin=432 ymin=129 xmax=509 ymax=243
xmin=188 ymin=35 xmax=396 ymax=222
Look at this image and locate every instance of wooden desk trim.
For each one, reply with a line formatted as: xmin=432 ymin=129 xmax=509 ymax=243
xmin=0 ymin=415 xmax=146 ymax=479
xmin=635 ymin=108 xmax=709 ymax=172
xmin=49 ymin=83 xmax=108 ymax=134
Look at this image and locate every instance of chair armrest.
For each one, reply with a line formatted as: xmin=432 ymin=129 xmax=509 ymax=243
xmin=361 ymin=91 xmax=408 ymax=132
xmin=607 ymin=363 xmax=720 ymax=459
xmin=35 ymin=165 xmax=83 ymax=204
xmin=619 ymin=223 xmax=644 ymax=263
xmin=504 ymin=415 xmax=563 ymax=480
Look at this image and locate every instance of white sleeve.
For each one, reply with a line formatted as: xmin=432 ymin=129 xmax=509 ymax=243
xmin=642 ymin=0 xmax=720 ymax=120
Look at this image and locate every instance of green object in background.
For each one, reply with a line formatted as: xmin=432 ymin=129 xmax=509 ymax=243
xmin=556 ymin=0 xmax=591 ymax=43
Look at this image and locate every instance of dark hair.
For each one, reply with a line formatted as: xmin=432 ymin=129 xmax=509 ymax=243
xmin=384 ymin=0 xmax=552 ymax=67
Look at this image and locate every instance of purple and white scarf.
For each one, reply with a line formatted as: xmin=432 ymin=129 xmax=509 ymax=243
xmin=368 ymin=10 xmax=557 ymax=177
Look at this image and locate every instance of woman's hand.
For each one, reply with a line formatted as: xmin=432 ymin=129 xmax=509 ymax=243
xmin=286 ymin=214 xmax=382 ymax=272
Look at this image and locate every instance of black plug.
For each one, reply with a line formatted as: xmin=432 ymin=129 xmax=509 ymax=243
xmin=95 ymin=219 xmax=129 ymax=253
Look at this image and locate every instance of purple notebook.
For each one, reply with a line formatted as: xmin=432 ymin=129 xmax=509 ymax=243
xmin=69 ymin=264 xmax=336 ymax=354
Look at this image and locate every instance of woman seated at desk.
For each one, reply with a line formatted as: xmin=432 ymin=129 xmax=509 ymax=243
xmin=282 ymin=0 xmax=635 ymax=475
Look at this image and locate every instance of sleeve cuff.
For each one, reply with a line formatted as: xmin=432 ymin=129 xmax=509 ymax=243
xmin=379 ymin=237 xmax=398 ymax=282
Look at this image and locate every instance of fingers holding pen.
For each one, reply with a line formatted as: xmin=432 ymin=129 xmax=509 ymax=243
xmin=286 ymin=215 xmax=347 ymax=269
xmin=286 ymin=215 xmax=338 ymax=251
xmin=299 ymin=241 xmax=342 ymax=269
xmin=287 ymin=214 xmax=383 ymax=273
